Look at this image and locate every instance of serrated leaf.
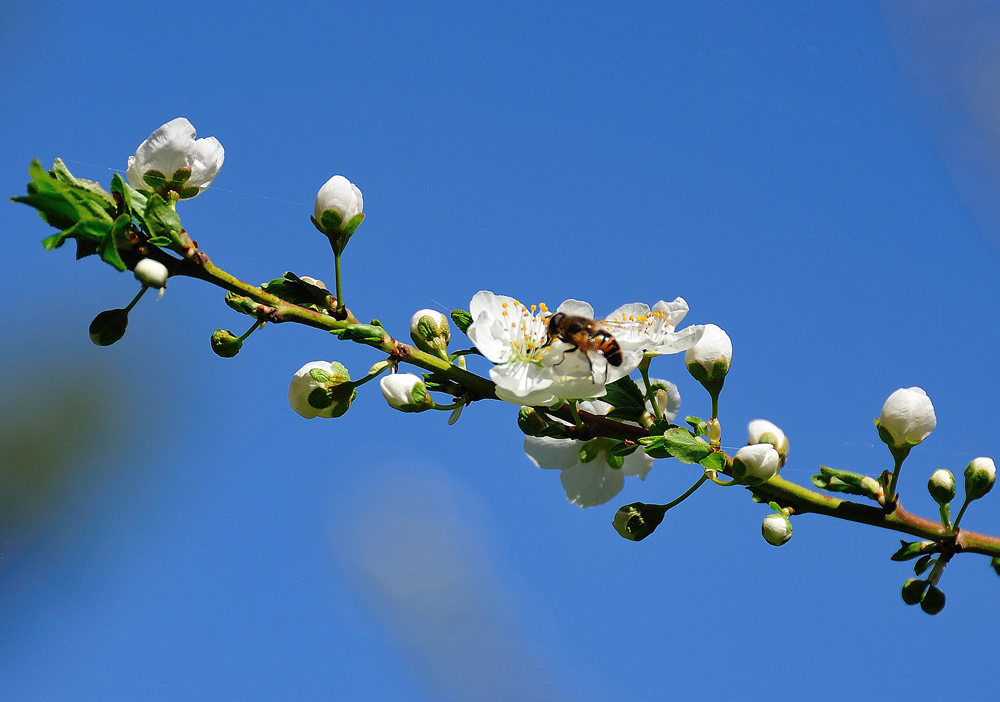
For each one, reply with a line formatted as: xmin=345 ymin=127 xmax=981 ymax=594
xmin=699 ymin=451 xmax=725 ymax=472
xmin=13 ymin=159 xmax=115 ymax=232
xmin=604 ymin=376 xmax=645 ymax=410
xmin=661 ymin=427 xmax=712 ymax=464
xmin=639 ymin=436 xmax=673 ymax=459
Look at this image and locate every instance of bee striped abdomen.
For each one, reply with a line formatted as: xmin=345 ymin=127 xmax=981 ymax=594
xmin=592 ymin=331 xmax=623 ymax=366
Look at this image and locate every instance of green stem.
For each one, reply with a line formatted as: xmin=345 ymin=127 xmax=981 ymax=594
xmin=711 ymin=392 xmax=719 ymax=420
xmin=886 ymin=448 xmax=909 ymax=504
xmin=569 ymin=400 xmax=584 ymax=431
xmin=638 ymin=355 xmax=662 ymax=421
xmin=939 ymin=503 xmax=951 ymax=531
xmin=123 ymin=286 xmax=148 ymax=313
xmin=237 ymin=319 xmax=261 ymax=343
xmin=952 ymin=498 xmax=971 ymax=531
xmin=661 ymin=475 xmax=709 ymax=509
xmin=333 ymin=249 xmax=344 ymax=313
xmin=432 ymin=399 xmax=465 ymax=411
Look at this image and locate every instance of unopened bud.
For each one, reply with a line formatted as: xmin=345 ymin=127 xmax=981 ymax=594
xmin=927 ymin=469 xmax=955 ymax=505
xmin=706 ymin=417 xmax=721 ymax=447
xmin=761 ymin=512 xmax=792 ymax=546
xmin=732 ymin=444 xmax=780 ymax=486
xmin=964 ymin=457 xmax=996 ymax=502
xmin=409 ymin=309 xmax=451 ymax=359
xmin=89 ymin=309 xmax=129 ymax=346
xmin=288 ymin=361 xmax=356 ymax=419
xmin=901 ymin=578 xmax=929 ymax=606
xmin=312 ymin=175 xmax=364 ymax=248
xmin=684 ymin=324 xmax=732 ymax=383
xmin=877 ymin=387 xmax=936 ymax=449
xmin=380 ymin=373 xmax=433 ymax=412
xmin=133 ymin=258 xmax=168 ymax=290
xmin=920 ymin=584 xmax=946 ymax=615
xmin=612 ymin=502 xmax=667 ymax=541
xmin=747 ymin=419 xmax=789 ymax=467
xmin=211 ymin=329 xmax=242 ymax=358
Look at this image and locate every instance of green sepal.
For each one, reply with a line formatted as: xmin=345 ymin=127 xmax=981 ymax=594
xmin=686 ymin=360 xmax=709 ymax=382
xmin=307 ymin=387 xmax=335 ymax=409
xmin=309 ymin=368 xmax=334 ymax=384
xmin=604 ymin=376 xmax=645 ymax=413
xmin=143 ymin=169 xmax=168 ymax=192
xmin=170 ymin=166 xmax=192 ymax=186
xmin=579 ymin=439 xmax=601 ymax=464
xmin=606 ymin=440 xmax=640 ymax=458
xmin=605 ymin=451 xmax=625 ymax=470
xmin=891 ymin=540 xmax=938 ymax=562
xmin=699 ymin=451 xmax=725 ymax=473
xmin=451 ymin=309 xmax=473 ymax=335
xmin=901 ymin=578 xmax=928 ymax=606
xmin=612 ymin=502 xmax=668 ymax=541
xmin=920 ymin=585 xmax=945 ymax=615
xmin=660 ymin=427 xmax=712 ymax=464
xmin=686 ymin=416 xmax=708 ymax=437
xmin=341 ymin=212 xmax=365 ymax=237
xmin=318 ymin=208 xmax=343 ymax=233
xmin=914 ymin=555 xmax=934 ymax=576
xmin=767 ymin=501 xmax=783 ymax=513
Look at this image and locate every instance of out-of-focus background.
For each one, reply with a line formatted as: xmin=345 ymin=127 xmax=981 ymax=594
xmin=3 ymin=1 xmax=1000 ymax=700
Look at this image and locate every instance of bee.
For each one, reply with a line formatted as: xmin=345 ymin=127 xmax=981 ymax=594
xmin=544 ymin=312 xmax=623 ymax=381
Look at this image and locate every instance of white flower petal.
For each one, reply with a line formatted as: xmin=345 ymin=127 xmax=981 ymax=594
xmin=621 ymin=449 xmax=654 ymax=480
xmin=524 ymin=437 xmax=582 ymax=471
xmin=556 ymin=299 xmax=595 ymax=318
xmin=560 ymin=460 xmax=625 ymax=508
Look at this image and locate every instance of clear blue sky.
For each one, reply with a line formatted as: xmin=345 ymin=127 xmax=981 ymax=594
xmin=3 ymin=2 xmax=1000 ymax=700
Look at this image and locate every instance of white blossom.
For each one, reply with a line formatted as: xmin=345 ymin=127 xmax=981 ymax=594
xmin=524 ymin=400 xmax=653 ymax=507
xmin=733 ymin=443 xmax=780 ymax=485
xmin=380 ymin=373 xmax=432 ymax=412
xmin=133 ymin=258 xmax=168 ymax=289
xmin=636 ymin=377 xmax=682 ymax=422
xmin=466 ymin=291 xmax=641 ymax=406
xmin=604 ymin=298 xmax=704 ymax=355
xmin=684 ymin=323 xmax=732 ymax=380
xmin=314 ymin=175 xmax=363 ymax=227
xmin=288 ymin=361 xmax=353 ymax=419
xmin=762 ymin=512 xmax=793 ymax=546
xmin=747 ymin=419 xmax=789 ymax=467
xmin=879 ymin=387 xmax=936 ymax=448
xmin=126 ymin=117 xmax=224 ymax=197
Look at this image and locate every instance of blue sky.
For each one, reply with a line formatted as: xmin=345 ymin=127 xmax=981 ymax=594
xmin=3 ymin=1 xmax=1000 ymax=700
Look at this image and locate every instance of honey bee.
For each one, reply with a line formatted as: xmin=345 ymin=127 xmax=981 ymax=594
xmin=544 ymin=312 xmax=623 ymax=381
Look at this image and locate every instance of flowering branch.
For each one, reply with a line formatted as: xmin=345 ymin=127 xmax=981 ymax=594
xmin=12 ymin=117 xmax=1000 ymax=616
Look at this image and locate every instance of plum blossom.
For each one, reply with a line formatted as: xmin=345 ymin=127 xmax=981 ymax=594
xmin=878 ymin=387 xmax=936 ymax=448
xmin=604 ymin=298 xmax=704 ymax=355
xmin=466 ymin=291 xmax=642 ymax=406
xmin=524 ymin=400 xmax=654 ymax=507
xmin=126 ymin=118 xmax=224 ymax=198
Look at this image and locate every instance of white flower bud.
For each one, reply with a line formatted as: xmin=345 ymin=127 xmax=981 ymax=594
xmin=761 ymin=512 xmax=793 ymax=546
xmin=380 ymin=373 xmax=433 ymax=412
xmin=288 ymin=361 xmax=355 ymax=419
xmin=126 ymin=118 xmax=224 ymax=198
xmin=733 ymin=443 xmax=780 ymax=485
xmin=747 ymin=419 xmax=789 ymax=467
xmin=409 ymin=309 xmax=451 ymax=359
xmin=964 ymin=457 xmax=996 ymax=502
xmin=684 ymin=324 xmax=732 ymax=382
xmin=314 ymin=175 xmax=364 ymax=235
xmin=927 ymin=469 xmax=956 ymax=505
xmin=878 ymin=387 xmax=936 ymax=448
xmin=133 ymin=258 xmax=168 ymax=289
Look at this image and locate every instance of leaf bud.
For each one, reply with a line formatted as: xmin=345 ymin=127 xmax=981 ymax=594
xmin=211 ymin=329 xmax=242 ymax=358
xmin=926 ymin=469 xmax=955 ymax=506
xmin=732 ymin=443 xmax=780 ymax=486
xmin=312 ymin=175 xmax=364 ymax=247
xmin=761 ymin=512 xmax=792 ymax=546
xmin=747 ymin=419 xmax=789 ymax=468
xmin=920 ymin=584 xmax=946 ymax=615
xmin=684 ymin=324 xmax=732 ymax=383
xmin=706 ymin=417 xmax=721 ymax=447
xmin=379 ymin=373 xmax=433 ymax=412
xmin=901 ymin=578 xmax=929 ymax=606
xmin=133 ymin=258 xmax=168 ymax=290
xmin=612 ymin=502 xmax=667 ymax=541
xmin=89 ymin=309 xmax=129 ymax=346
xmin=409 ymin=309 xmax=451 ymax=359
xmin=288 ymin=361 xmax=356 ymax=419
xmin=877 ymin=387 xmax=936 ymax=449
xmin=963 ymin=457 xmax=996 ymax=502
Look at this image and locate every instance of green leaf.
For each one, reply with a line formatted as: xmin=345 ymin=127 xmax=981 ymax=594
xmin=639 ymin=435 xmax=673 ymax=459
xmin=98 ymin=220 xmax=127 ymax=271
xmin=12 ymin=159 xmax=115 ymax=232
xmin=699 ymin=451 xmax=725 ymax=472
xmin=606 ymin=440 xmax=640 ymax=458
xmin=686 ymin=415 xmax=708 ymax=437
xmin=309 ymin=368 xmax=333 ymax=384
xmin=260 ymin=273 xmax=336 ymax=313
xmin=604 ymin=375 xmax=645 ymax=411
xmin=661 ymin=427 xmax=712 ymax=464
xmin=914 ymin=555 xmax=934 ymax=576
xmin=890 ymin=540 xmax=938 ymax=562
xmin=451 ymin=309 xmax=473 ymax=335
xmin=605 ymin=406 xmax=644 ymax=422
xmin=144 ymin=193 xmax=184 ymax=250
xmin=111 ymin=173 xmax=148 ymax=228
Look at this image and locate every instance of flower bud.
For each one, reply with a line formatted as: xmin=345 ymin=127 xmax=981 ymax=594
xmin=747 ymin=419 xmax=789 ymax=468
xmin=126 ymin=118 xmax=224 ymax=199
xmin=901 ymin=578 xmax=929 ymax=606
xmin=612 ymin=502 xmax=667 ymax=541
xmin=409 ymin=309 xmax=451 ymax=359
xmin=684 ymin=324 xmax=732 ymax=383
xmin=288 ymin=361 xmax=356 ymax=419
xmin=313 ymin=175 xmax=364 ymax=242
xmin=761 ymin=512 xmax=792 ymax=546
xmin=133 ymin=258 xmax=168 ymax=289
xmin=211 ymin=329 xmax=242 ymax=358
xmin=920 ymin=584 xmax=946 ymax=615
xmin=732 ymin=443 xmax=780 ymax=486
xmin=877 ymin=387 xmax=936 ymax=448
xmin=963 ymin=457 xmax=996 ymax=502
xmin=927 ymin=469 xmax=955 ymax=505
xmin=706 ymin=417 xmax=721 ymax=446
xmin=89 ymin=309 xmax=129 ymax=346
xmin=379 ymin=373 xmax=433 ymax=412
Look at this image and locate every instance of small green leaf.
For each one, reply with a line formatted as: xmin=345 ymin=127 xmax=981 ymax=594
xmin=891 ymin=540 xmax=938 ymax=562
xmin=451 ymin=309 xmax=473 ymax=335
xmin=661 ymin=427 xmax=712 ymax=464
xmin=309 ymin=368 xmax=333 ymax=384
xmin=605 ymin=406 xmax=644 ymax=421
xmin=639 ymin=435 xmax=673 ymax=459
xmin=604 ymin=376 xmax=645 ymax=411
xmin=699 ymin=451 xmax=725 ymax=472
xmin=914 ymin=555 xmax=934 ymax=576
xmin=144 ymin=193 xmax=184 ymax=249
xmin=686 ymin=415 xmax=708 ymax=437
xmin=606 ymin=440 xmax=640 ymax=458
